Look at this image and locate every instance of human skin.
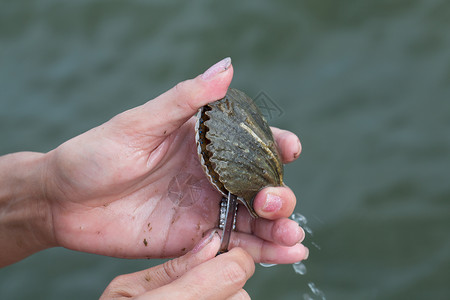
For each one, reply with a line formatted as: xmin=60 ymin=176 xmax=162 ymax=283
xmin=0 ymin=58 xmax=308 ymax=269
xmin=100 ymin=232 xmax=256 ymax=299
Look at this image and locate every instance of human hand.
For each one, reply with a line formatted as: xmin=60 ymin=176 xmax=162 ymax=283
xmin=101 ymin=231 xmax=254 ymax=300
xmin=42 ymin=58 xmax=308 ymax=263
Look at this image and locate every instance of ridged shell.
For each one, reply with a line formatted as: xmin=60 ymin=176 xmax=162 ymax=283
xmin=195 ymin=88 xmax=284 ymax=218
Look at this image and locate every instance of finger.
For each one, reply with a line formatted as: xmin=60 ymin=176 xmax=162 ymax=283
xmin=252 ymin=218 xmax=305 ymax=246
xmin=227 ymin=289 xmax=251 ymax=300
xmin=236 ymin=204 xmax=305 ymax=246
xmin=100 ymin=231 xmax=221 ymax=299
xmin=238 ymin=216 xmax=305 ymax=247
xmin=271 ymin=127 xmax=302 ymax=163
xmin=115 ymin=57 xmax=234 ymax=137
xmin=229 ymin=231 xmax=309 ymax=264
xmin=252 ymin=186 xmax=296 ymax=220
xmin=141 ymin=248 xmax=255 ymax=300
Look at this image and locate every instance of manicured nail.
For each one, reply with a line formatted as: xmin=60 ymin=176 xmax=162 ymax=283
xmin=262 ymin=193 xmax=282 ymax=212
xmin=201 ymin=57 xmax=232 ymax=80
xmin=192 ymin=230 xmax=218 ymax=253
xmin=304 ymin=246 xmax=309 ymax=260
xmin=294 ymin=139 xmax=301 ymax=159
xmin=298 ymin=225 xmax=306 ymax=243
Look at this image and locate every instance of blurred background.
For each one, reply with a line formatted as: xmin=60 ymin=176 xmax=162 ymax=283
xmin=1 ymin=0 xmax=449 ymax=299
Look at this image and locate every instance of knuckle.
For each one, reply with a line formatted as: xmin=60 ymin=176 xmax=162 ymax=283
xmin=109 ymin=274 xmax=126 ymax=286
xmin=172 ymin=80 xmax=198 ymax=112
xmin=232 ymin=248 xmax=256 ymax=274
xmin=162 ymin=258 xmax=182 ymax=281
xmin=222 ymin=261 xmax=248 ymax=287
xmin=174 ymin=81 xmax=188 ymax=95
xmin=100 ymin=275 xmax=133 ymax=299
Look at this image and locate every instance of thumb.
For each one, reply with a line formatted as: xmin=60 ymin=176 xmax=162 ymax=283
xmin=100 ymin=231 xmax=220 ymax=299
xmin=115 ymin=58 xmax=233 ymax=137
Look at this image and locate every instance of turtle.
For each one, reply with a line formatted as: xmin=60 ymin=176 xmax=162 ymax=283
xmin=195 ymin=88 xmax=284 ymax=253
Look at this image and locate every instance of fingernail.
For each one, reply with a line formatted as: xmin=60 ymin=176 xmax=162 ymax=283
xmin=201 ymin=57 xmax=232 ymax=80
xmin=192 ymin=230 xmax=218 ymax=253
xmin=294 ymin=139 xmax=301 ymax=159
xmin=262 ymin=193 xmax=282 ymax=212
xmin=304 ymin=246 xmax=309 ymax=260
xmin=298 ymin=226 xmax=306 ymax=243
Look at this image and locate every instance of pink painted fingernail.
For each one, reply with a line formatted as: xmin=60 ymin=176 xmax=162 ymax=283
xmin=192 ymin=230 xmax=218 ymax=253
xmin=297 ymin=225 xmax=306 ymax=243
xmin=304 ymin=246 xmax=309 ymax=260
xmin=201 ymin=57 xmax=232 ymax=80
xmin=294 ymin=139 xmax=301 ymax=159
xmin=262 ymin=193 xmax=282 ymax=212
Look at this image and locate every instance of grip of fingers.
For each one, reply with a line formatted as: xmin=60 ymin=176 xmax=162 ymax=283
xmin=220 ymin=248 xmax=255 ymax=288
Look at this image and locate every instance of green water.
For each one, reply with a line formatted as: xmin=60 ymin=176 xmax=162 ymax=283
xmin=1 ymin=1 xmax=450 ymax=299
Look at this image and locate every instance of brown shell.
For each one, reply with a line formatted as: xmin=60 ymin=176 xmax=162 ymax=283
xmin=195 ymin=88 xmax=284 ymax=218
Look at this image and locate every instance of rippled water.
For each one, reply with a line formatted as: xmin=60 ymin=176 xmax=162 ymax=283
xmin=1 ymin=0 xmax=450 ymax=299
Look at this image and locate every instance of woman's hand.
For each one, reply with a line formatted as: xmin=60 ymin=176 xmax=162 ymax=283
xmin=0 ymin=58 xmax=308 ymax=266
xmin=101 ymin=232 xmax=254 ymax=300
xmin=44 ymin=58 xmax=308 ymax=262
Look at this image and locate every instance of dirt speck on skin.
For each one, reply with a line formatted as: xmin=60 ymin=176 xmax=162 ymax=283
xmin=171 ymin=215 xmax=181 ymax=225
xmin=143 ymin=238 xmax=148 ymax=246
xmin=145 ymin=274 xmax=151 ymax=282
xmin=181 ymin=247 xmax=186 ymax=252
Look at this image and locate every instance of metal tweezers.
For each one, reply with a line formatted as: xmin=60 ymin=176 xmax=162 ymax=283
xmin=217 ymin=192 xmax=238 ymax=255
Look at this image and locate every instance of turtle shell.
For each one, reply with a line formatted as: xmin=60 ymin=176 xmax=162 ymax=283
xmin=195 ymin=88 xmax=284 ymax=218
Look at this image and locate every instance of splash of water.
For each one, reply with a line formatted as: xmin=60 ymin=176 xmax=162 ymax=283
xmin=291 ymin=212 xmax=308 ymax=226
xmin=291 ymin=213 xmax=327 ymax=299
xmin=260 ymin=212 xmax=326 ymax=299
xmin=292 ymin=261 xmax=307 ymax=275
xmin=292 ymin=212 xmax=314 ymax=237
xmin=311 ymin=241 xmax=322 ymax=250
xmin=307 ymin=282 xmax=326 ymax=300
xmin=259 ymin=263 xmax=277 ymax=268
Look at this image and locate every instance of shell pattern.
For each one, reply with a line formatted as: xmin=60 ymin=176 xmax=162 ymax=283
xmin=195 ymin=88 xmax=284 ymax=218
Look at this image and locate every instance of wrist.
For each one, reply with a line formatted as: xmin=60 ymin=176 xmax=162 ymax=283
xmin=0 ymin=152 xmax=55 ymax=267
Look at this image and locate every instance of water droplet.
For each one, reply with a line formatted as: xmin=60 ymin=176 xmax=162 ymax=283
xmin=292 ymin=261 xmax=307 ymax=275
xmin=308 ymin=282 xmax=326 ymax=300
xmin=303 ymin=294 xmax=314 ymax=300
xmin=259 ymin=263 xmax=277 ymax=268
xmin=291 ymin=212 xmax=308 ymax=226
xmin=311 ymin=241 xmax=322 ymax=250
xmin=290 ymin=212 xmax=326 ymax=300
xmin=304 ymin=225 xmax=314 ymax=236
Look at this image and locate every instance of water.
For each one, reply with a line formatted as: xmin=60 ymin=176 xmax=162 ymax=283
xmin=306 ymin=282 xmax=327 ymax=300
xmin=2 ymin=0 xmax=450 ymax=299
xmin=292 ymin=212 xmax=314 ymax=237
xmin=260 ymin=212 xmax=323 ymax=298
xmin=293 ymin=262 xmax=307 ymax=275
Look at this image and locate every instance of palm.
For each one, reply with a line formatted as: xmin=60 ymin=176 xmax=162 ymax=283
xmin=49 ymin=117 xmax=223 ymax=258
